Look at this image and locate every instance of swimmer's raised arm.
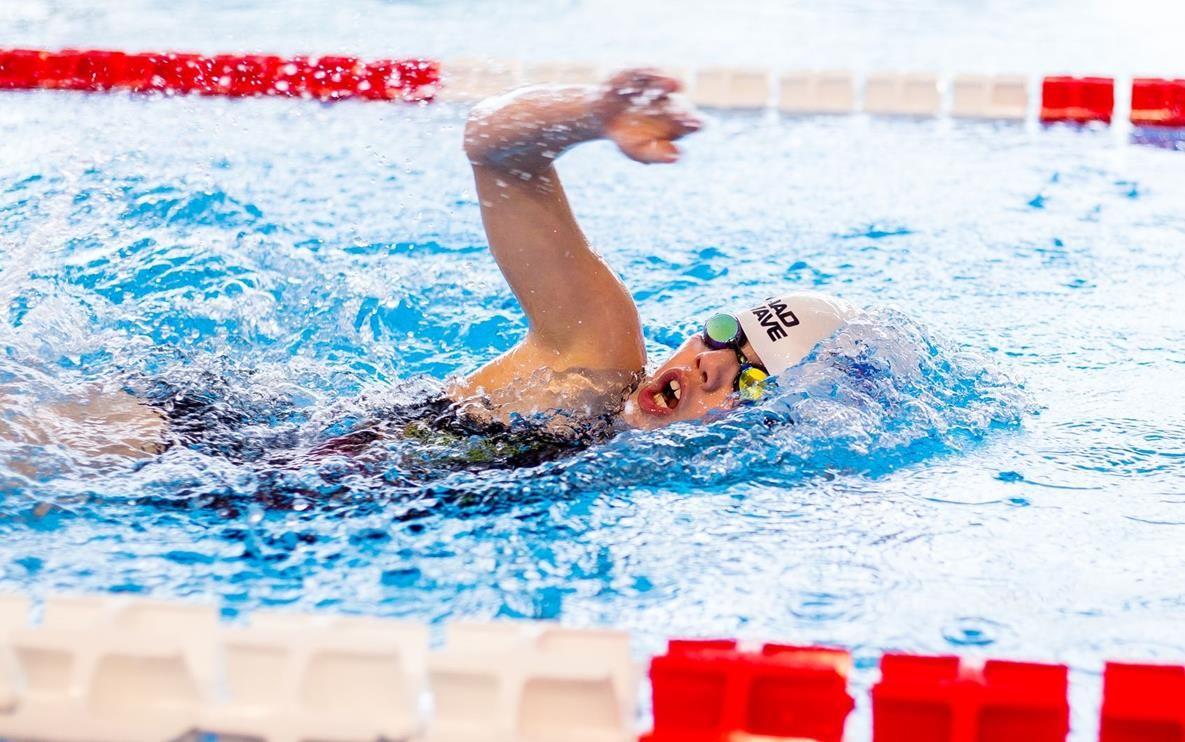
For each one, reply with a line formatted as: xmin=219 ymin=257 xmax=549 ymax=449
xmin=464 ymin=69 xmax=701 ymax=173
xmin=460 ymin=70 xmax=702 ymax=390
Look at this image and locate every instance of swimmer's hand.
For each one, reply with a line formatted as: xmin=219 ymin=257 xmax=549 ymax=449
xmin=463 ymin=69 xmax=702 ymax=173
xmin=596 ymin=69 xmax=704 ymax=164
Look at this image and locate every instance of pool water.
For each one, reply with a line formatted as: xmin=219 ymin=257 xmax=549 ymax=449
xmin=3 ymin=2 xmax=1185 ymax=739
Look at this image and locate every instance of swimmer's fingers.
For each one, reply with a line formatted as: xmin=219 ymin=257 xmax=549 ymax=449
xmin=605 ymin=105 xmax=699 ymax=164
xmin=659 ymin=95 xmax=704 ymax=138
xmin=599 ymin=68 xmax=702 ymax=164
xmin=635 ymin=139 xmax=681 ymax=165
xmin=615 ymin=134 xmax=681 ymax=165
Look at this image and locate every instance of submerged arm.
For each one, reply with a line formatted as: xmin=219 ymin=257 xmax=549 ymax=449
xmin=460 ymin=70 xmax=702 ymax=388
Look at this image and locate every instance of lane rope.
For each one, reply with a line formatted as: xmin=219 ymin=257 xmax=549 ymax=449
xmin=0 ymin=48 xmax=439 ymax=101
xmin=3 ymin=48 xmax=1185 ymax=129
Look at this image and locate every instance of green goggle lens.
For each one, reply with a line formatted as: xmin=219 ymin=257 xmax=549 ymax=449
xmin=705 ymin=313 xmax=741 ymax=345
xmin=737 ymin=365 xmax=770 ymax=402
xmin=702 ymin=311 xmax=770 ymax=404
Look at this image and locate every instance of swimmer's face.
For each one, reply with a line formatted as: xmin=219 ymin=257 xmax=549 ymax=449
xmin=620 ymin=334 xmax=760 ymax=429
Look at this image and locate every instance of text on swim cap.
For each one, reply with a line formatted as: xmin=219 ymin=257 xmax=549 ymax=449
xmin=753 ymin=298 xmax=800 ymax=341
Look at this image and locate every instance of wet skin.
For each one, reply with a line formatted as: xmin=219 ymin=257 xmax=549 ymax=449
xmin=619 ymin=335 xmax=763 ymax=429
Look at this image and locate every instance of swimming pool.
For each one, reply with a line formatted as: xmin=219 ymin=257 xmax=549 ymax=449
xmin=3 ymin=1 xmax=1185 ymax=739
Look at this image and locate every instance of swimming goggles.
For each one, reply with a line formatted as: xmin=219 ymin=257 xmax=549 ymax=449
xmin=702 ymin=313 xmax=771 ymax=403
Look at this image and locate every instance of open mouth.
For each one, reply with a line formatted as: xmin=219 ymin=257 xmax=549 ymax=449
xmin=637 ymin=369 xmax=686 ymax=416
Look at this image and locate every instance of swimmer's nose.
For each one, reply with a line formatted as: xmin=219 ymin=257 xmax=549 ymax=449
xmin=694 ymin=349 xmax=739 ymax=393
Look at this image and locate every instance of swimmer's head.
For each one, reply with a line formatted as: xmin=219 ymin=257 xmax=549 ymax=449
xmin=620 ymin=292 xmax=855 ymax=429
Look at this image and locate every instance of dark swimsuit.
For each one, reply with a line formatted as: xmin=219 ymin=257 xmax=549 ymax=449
xmin=145 ymin=378 xmax=621 ymax=474
xmin=309 ymin=395 xmax=620 ymax=471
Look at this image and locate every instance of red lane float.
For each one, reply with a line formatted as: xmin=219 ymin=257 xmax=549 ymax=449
xmin=643 ymin=639 xmax=854 ymax=742
xmin=0 ymin=48 xmax=43 ymax=88
xmin=1040 ymin=76 xmax=1114 ymax=124
xmin=1131 ymin=78 xmax=1185 ymax=127
xmin=872 ymin=653 xmax=1069 ymax=742
xmin=0 ymin=47 xmax=438 ymax=101
xmin=1099 ymin=661 xmax=1185 ymax=741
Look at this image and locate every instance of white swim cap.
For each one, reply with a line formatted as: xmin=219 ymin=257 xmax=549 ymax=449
xmin=735 ymin=292 xmax=856 ymax=375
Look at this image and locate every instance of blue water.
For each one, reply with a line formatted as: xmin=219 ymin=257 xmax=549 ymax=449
xmin=4 ymin=2 xmax=1185 ymax=739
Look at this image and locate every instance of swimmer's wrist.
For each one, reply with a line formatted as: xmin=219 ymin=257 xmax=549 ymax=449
xmin=568 ymin=88 xmax=612 ymax=142
xmin=586 ymin=85 xmax=617 ymax=138
xmin=539 ymin=85 xmax=614 ymax=144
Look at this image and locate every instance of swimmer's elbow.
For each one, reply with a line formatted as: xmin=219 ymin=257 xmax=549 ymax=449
xmin=463 ymin=99 xmax=505 ymax=166
xmin=462 ymin=112 xmax=488 ymax=164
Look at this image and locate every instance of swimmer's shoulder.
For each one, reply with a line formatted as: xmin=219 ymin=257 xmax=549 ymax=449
xmin=448 ymin=364 xmax=639 ymax=427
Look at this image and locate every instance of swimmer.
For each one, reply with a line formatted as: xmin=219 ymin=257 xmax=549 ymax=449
xmin=443 ymin=68 xmax=854 ymax=434
xmin=313 ymin=68 xmax=856 ymax=468
xmin=3 ymin=69 xmax=856 ymax=469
